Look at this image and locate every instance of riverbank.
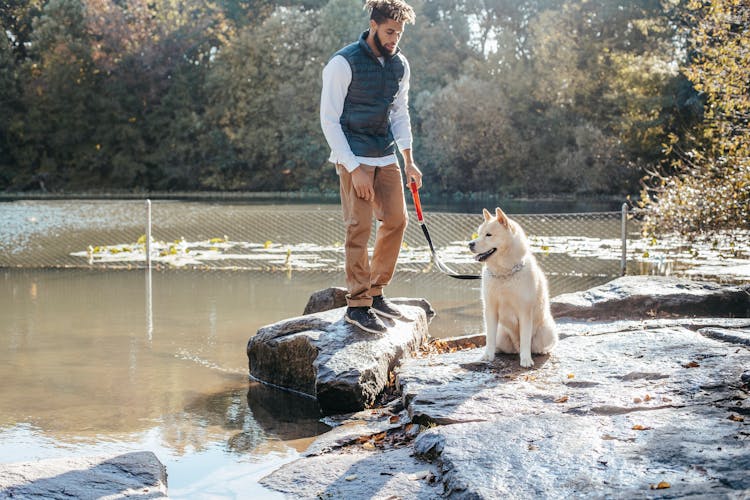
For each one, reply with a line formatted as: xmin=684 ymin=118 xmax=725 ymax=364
xmin=259 ymin=277 xmax=749 ymax=498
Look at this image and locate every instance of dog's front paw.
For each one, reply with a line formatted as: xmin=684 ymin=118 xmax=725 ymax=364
xmin=481 ymin=349 xmax=495 ymax=363
xmin=519 ymin=354 xmax=534 ymax=368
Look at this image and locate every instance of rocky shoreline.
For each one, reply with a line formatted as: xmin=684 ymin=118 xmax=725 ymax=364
xmin=258 ymin=276 xmax=750 ymax=499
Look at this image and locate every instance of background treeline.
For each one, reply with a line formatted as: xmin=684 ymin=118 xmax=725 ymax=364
xmin=1 ymin=0 xmax=748 ymax=233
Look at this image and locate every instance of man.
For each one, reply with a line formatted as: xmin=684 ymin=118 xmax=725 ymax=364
xmin=320 ymin=0 xmax=422 ymax=334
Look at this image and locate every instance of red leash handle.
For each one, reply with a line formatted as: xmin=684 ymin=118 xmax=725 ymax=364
xmin=409 ymin=181 xmax=424 ymax=223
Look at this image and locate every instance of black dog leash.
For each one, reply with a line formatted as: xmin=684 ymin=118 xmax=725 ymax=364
xmin=409 ymin=181 xmax=481 ymax=280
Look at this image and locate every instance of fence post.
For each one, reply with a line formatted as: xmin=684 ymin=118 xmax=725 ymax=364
xmin=621 ymin=202 xmax=628 ymax=276
xmin=145 ymin=199 xmax=152 ymax=269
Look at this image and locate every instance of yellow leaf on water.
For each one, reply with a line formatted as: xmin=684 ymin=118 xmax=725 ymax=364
xmin=567 ymin=373 xmax=575 ymax=379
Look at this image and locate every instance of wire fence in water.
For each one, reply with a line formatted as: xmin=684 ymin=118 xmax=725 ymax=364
xmin=1 ymin=198 xmax=629 ymax=275
xmin=2 ymin=198 xmax=747 ymax=289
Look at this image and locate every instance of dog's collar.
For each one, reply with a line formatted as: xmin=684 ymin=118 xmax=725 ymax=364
xmin=485 ymin=260 xmax=526 ymax=280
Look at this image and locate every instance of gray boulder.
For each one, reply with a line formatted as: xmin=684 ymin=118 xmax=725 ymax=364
xmin=551 ymin=275 xmax=749 ymax=319
xmin=247 ymin=298 xmax=434 ymax=414
xmin=303 ymin=286 xmax=347 ymax=315
xmin=0 ymin=451 xmax=168 ymax=499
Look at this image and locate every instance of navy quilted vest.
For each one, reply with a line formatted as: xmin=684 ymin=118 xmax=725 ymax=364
xmin=334 ymin=31 xmax=406 ymax=158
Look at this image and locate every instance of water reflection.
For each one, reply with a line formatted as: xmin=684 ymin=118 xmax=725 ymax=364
xmin=146 ymin=266 xmax=153 ymax=341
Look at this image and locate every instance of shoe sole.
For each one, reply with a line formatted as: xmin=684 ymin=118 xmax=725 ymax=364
xmin=344 ymin=315 xmax=386 ymax=334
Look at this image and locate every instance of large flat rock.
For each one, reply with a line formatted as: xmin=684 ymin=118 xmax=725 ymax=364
xmin=398 ymin=321 xmax=750 ymax=497
xmin=397 ymin=321 xmax=750 ymax=425
xmin=247 ymin=298 xmax=434 ymax=414
xmin=261 ymin=446 xmax=441 ymax=500
xmin=0 ymin=451 xmax=168 ymax=499
xmin=414 ymin=407 xmax=749 ymax=498
xmin=551 ymin=275 xmax=749 ymax=319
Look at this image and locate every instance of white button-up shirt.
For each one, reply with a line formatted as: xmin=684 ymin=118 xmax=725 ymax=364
xmin=320 ymin=53 xmax=413 ymax=173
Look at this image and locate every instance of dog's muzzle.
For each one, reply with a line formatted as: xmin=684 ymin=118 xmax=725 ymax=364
xmin=469 ymin=241 xmax=497 ymax=262
xmin=474 ymin=248 xmax=496 ymax=262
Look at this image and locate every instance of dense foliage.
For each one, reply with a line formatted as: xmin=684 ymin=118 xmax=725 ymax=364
xmin=0 ymin=0 xmax=746 ymax=233
xmin=639 ymin=0 xmax=749 ymax=235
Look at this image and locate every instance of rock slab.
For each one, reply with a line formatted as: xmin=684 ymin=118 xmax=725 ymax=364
xmin=399 ymin=322 xmax=750 ymax=497
xmin=551 ymin=275 xmax=749 ymax=319
xmin=0 ymin=451 xmax=168 ymax=499
xmin=247 ymin=298 xmax=434 ymax=414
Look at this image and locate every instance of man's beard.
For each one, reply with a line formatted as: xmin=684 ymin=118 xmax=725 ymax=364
xmin=373 ymin=31 xmax=394 ymax=56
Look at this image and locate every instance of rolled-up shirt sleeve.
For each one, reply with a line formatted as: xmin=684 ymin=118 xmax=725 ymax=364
xmin=320 ymin=55 xmax=360 ymax=172
xmin=389 ymin=56 xmax=412 ymax=152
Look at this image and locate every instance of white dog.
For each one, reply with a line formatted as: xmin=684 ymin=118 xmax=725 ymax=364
xmin=468 ymin=207 xmax=557 ymax=367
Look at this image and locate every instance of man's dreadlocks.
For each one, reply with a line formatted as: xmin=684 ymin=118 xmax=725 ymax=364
xmin=364 ymin=0 xmax=416 ymax=24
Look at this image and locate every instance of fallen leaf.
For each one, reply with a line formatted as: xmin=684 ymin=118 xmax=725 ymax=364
xmin=554 ymin=396 xmax=569 ymax=403
xmin=373 ymin=432 xmax=387 ymax=442
xmin=650 ymin=481 xmax=670 ymax=490
xmin=567 ymin=373 xmax=575 ymax=379
xmin=389 ymin=415 xmax=400 ymax=423
xmin=644 ymin=394 xmax=652 ymax=401
xmin=362 ymin=442 xmax=376 ymax=450
xmin=728 ymin=414 xmax=745 ymax=422
xmin=632 ymin=424 xmax=652 ymax=431
xmin=683 ymin=361 xmax=700 ymax=368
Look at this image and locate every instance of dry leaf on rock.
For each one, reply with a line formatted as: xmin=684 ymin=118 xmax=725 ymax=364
xmin=632 ymin=424 xmax=652 ymax=431
xmin=554 ymin=396 xmax=569 ymax=403
xmin=650 ymin=481 xmax=671 ymax=489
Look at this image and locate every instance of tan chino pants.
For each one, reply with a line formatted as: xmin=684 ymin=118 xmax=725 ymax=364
xmin=337 ymin=163 xmax=408 ymax=307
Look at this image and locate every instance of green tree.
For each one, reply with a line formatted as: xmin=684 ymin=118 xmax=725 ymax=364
xmin=0 ymin=34 xmax=23 ymax=186
xmin=202 ymin=0 xmax=363 ymax=191
xmin=640 ymin=0 xmax=749 ymax=235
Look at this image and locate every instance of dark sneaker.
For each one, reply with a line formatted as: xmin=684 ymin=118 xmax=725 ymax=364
xmin=345 ymin=306 xmax=387 ymax=334
xmin=371 ymin=295 xmax=403 ymax=319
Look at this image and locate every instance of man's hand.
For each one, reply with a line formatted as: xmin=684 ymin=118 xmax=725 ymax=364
xmin=404 ymin=161 xmax=422 ymax=189
xmin=351 ymin=165 xmax=374 ymax=201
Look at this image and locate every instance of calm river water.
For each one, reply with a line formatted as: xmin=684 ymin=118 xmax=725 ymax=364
xmin=0 ymin=198 xmax=625 ymax=497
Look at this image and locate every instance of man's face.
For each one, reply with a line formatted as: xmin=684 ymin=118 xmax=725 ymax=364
xmin=370 ymin=18 xmax=405 ymax=56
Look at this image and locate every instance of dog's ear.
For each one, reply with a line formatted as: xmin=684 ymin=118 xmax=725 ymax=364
xmin=482 ymin=208 xmax=492 ymax=222
xmin=495 ymin=207 xmax=509 ymax=228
